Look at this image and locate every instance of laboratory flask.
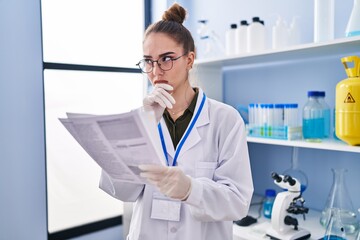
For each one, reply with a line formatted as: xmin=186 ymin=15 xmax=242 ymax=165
xmin=282 ymin=147 xmax=308 ymax=192
xmin=196 ymin=20 xmax=225 ymax=59
xmin=323 ymin=208 xmax=347 ymax=240
xmin=320 ymin=168 xmax=359 ymax=235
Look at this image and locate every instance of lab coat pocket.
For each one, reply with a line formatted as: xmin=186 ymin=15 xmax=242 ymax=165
xmin=195 ymin=161 xmax=217 ymax=179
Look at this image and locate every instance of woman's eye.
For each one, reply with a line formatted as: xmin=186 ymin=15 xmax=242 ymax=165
xmin=161 ymin=56 xmax=172 ymax=62
xmin=144 ymin=59 xmax=153 ymax=64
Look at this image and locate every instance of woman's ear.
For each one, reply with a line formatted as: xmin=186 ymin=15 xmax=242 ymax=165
xmin=186 ymin=51 xmax=195 ymax=70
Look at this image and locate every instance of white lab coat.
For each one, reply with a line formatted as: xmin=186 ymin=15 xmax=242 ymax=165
xmin=99 ymin=88 xmax=254 ymax=240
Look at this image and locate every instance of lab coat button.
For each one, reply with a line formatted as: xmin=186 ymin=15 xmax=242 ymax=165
xmin=170 ymin=227 xmax=177 ymax=233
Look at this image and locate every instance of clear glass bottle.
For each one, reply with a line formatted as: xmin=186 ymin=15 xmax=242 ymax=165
xmin=263 ymin=189 xmax=276 ymax=219
xmin=283 ymin=147 xmax=308 ymax=192
xmin=196 ymin=20 xmax=225 ymax=59
xmin=320 ymin=168 xmax=359 ymax=235
xmin=303 ymin=91 xmax=325 ymax=141
xmin=318 ymin=91 xmax=331 ymax=138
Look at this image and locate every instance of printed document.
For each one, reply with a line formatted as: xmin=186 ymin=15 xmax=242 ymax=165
xmin=59 ymin=109 xmax=165 ymax=184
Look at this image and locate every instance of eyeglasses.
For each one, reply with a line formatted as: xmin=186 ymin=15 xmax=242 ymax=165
xmin=136 ymin=53 xmax=187 ymax=73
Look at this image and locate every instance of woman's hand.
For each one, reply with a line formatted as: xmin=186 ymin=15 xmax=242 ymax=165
xmin=139 ymin=164 xmax=192 ymax=201
xmin=142 ymin=83 xmax=176 ymax=123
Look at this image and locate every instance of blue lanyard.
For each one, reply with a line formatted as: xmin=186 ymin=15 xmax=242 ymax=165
xmin=158 ymin=92 xmax=206 ymax=166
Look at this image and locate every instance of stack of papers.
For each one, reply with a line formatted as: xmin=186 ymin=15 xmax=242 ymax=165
xmin=59 ymin=109 xmax=165 ymax=184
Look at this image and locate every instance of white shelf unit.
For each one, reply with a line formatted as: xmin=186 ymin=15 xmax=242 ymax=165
xmin=194 ymin=36 xmax=360 ymax=101
xmin=247 ymin=137 xmax=360 ymax=153
xmin=194 ymin=36 xmax=360 ymax=153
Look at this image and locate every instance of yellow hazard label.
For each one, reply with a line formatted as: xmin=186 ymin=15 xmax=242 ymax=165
xmin=344 ymin=92 xmax=356 ymax=103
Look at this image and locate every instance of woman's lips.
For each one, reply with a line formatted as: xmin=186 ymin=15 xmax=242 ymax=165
xmin=154 ymin=80 xmax=169 ymax=85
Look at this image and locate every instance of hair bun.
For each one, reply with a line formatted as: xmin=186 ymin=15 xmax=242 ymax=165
xmin=162 ymin=3 xmax=186 ymax=24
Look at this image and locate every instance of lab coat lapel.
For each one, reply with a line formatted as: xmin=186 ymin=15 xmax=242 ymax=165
xmin=176 ymin=89 xmax=209 ymax=159
xmin=159 ymin=119 xmax=175 ymax=159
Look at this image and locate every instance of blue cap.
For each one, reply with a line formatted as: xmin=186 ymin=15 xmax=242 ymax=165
xmin=265 ymin=189 xmax=276 ymax=197
xmin=307 ymin=91 xmax=322 ymax=97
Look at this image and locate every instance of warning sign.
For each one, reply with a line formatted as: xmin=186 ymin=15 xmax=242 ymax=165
xmin=344 ymin=92 xmax=356 ymax=103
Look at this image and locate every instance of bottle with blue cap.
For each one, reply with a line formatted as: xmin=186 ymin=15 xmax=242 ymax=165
xmin=263 ymin=189 xmax=276 ymax=219
xmin=302 ymin=91 xmax=325 ymax=141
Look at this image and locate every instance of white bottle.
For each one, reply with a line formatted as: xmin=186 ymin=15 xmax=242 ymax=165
xmin=288 ymin=17 xmax=301 ymax=46
xmin=235 ymin=20 xmax=248 ymax=54
xmin=248 ymin=17 xmax=266 ymax=53
xmin=272 ymin=16 xmax=288 ymax=49
xmin=225 ymin=23 xmax=237 ymax=56
xmin=346 ymin=0 xmax=360 ymax=37
xmin=314 ymin=0 xmax=334 ymax=43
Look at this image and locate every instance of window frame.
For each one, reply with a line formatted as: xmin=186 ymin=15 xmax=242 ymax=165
xmin=42 ymin=1 xmax=151 ymax=239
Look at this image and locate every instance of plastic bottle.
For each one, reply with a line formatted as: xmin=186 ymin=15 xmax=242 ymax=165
xmin=345 ymin=0 xmax=360 ymax=37
xmin=226 ymin=23 xmax=237 ymax=56
xmin=318 ymin=91 xmax=331 ymax=138
xmin=248 ymin=17 xmax=266 ymax=53
xmin=288 ymin=17 xmax=301 ymax=46
xmin=235 ymin=20 xmax=248 ymax=54
xmin=314 ymin=0 xmax=334 ymax=43
xmin=272 ymin=16 xmax=288 ymax=49
xmin=263 ymin=189 xmax=276 ymax=219
xmin=302 ymin=91 xmax=325 ymax=141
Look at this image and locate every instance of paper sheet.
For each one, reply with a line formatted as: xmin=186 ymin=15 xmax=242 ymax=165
xmin=59 ymin=109 xmax=165 ymax=184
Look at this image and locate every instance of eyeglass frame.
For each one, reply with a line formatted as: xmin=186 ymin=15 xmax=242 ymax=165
xmin=136 ymin=52 xmax=188 ymax=73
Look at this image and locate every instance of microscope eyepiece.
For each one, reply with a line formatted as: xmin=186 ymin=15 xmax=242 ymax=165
xmin=271 ymin=172 xmax=282 ymax=182
xmin=283 ymin=175 xmax=296 ymax=186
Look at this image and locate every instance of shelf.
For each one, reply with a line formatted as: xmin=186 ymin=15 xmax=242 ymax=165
xmin=194 ymin=36 xmax=360 ymax=69
xmin=247 ymin=136 xmax=360 ymax=153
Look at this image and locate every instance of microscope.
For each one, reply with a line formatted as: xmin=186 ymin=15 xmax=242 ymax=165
xmin=266 ymin=172 xmax=311 ymax=240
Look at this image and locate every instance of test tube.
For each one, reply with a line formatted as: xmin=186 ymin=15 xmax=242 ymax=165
xmin=248 ymin=103 xmax=255 ymax=125
xmin=267 ymin=104 xmax=274 ymax=127
xmin=284 ymin=103 xmax=298 ymax=127
xmin=274 ymin=104 xmax=284 ymax=127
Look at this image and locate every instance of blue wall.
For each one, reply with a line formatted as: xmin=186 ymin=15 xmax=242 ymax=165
xmin=0 ymin=0 xmax=47 ymax=239
xmin=176 ymin=0 xmax=360 ymax=213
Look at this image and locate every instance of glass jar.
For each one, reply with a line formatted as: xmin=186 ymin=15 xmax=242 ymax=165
xmin=303 ymin=91 xmax=325 ymax=141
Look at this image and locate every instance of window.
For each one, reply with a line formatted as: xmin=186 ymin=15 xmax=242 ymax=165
xmin=41 ymin=0 xmax=150 ymax=237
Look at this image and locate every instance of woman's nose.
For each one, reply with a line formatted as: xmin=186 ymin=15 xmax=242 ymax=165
xmin=152 ymin=62 xmax=163 ymax=75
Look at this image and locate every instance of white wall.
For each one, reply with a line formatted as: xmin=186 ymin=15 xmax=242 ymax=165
xmin=0 ymin=0 xmax=47 ymax=239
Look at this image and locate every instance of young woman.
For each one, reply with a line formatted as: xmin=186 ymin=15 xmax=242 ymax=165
xmin=100 ymin=3 xmax=253 ymax=240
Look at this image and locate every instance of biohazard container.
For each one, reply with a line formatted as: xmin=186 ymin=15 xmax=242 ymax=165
xmin=335 ymin=56 xmax=360 ymax=145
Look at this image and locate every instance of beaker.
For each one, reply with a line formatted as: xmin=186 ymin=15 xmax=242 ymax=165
xmin=320 ymin=168 xmax=359 ymax=235
xmin=282 ymin=147 xmax=308 ymax=192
